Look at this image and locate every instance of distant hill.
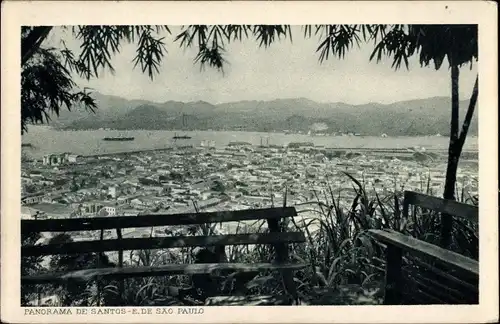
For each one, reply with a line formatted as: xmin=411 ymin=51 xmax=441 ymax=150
xmin=55 ymin=93 xmax=478 ymax=136
xmin=50 ymin=92 xmax=153 ymax=126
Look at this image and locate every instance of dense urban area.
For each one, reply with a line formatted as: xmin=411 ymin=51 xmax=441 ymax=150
xmin=22 ymin=141 xmax=478 ymax=225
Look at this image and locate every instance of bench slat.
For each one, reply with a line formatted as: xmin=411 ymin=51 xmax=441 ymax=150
xmin=21 ymin=207 xmax=298 ymax=233
xmin=406 ymin=271 xmax=473 ymax=304
xmin=205 ymin=294 xmax=292 ymax=306
xmin=22 ymin=232 xmax=306 ymax=257
xmin=413 ymin=280 xmax=458 ymax=304
xmin=368 ymin=229 xmax=479 ymax=276
xmin=410 ymin=258 xmax=478 ymax=292
xmin=410 ymin=288 xmax=446 ymax=305
xmin=379 ymin=254 xmax=479 ymax=292
xmin=404 ymin=191 xmax=478 ymax=223
xmin=22 ymin=263 xmax=307 ymax=284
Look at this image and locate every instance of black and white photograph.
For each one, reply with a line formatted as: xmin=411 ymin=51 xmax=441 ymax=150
xmin=2 ymin=1 xmax=498 ymax=323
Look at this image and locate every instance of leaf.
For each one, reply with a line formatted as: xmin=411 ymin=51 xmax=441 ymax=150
xmin=245 ymin=275 xmax=274 ymax=290
xmin=327 ymin=271 xmax=340 ymax=287
xmin=329 ymin=256 xmax=344 ymax=276
xmin=357 ymin=234 xmax=374 ymax=256
xmin=315 ymin=269 xmax=328 ymax=287
xmin=339 ymin=238 xmax=352 ymax=251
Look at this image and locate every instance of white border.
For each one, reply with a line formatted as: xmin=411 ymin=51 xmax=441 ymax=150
xmin=1 ymin=1 xmax=498 ymax=323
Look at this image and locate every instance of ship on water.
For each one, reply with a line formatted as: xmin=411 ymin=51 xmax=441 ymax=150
xmin=173 ymin=114 xmax=192 ymax=140
xmin=103 ymin=132 xmax=135 ymax=141
xmin=103 ymin=137 xmax=135 ymax=141
xmin=172 ymin=134 xmax=191 ymax=140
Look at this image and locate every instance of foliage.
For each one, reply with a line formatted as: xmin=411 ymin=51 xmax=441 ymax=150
xmin=211 ymin=180 xmax=226 ymax=193
xmin=21 ymin=231 xmax=44 ymax=305
xmin=21 ymin=26 xmax=169 ymax=132
xmin=70 ymin=178 xmax=79 ymax=192
xmin=46 ymin=233 xmax=115 ymax=306
xmin=169 ymin=171 xmax=184 ymax=182
xmin=366 ymin=25 xmax=477 ymax=70
xmin=24 ymin=184 xmax=38 ymax=194
xmin=21 ymin=27 xmax=96 ymax=134
xmin=138 ymin=177 xmax=161 ymax=186
xmin=173 ymin=25 xmax=478 ymax=71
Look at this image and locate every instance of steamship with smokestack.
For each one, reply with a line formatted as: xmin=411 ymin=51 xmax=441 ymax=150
xmin=173 ymin=114 xmax=192 ymax=140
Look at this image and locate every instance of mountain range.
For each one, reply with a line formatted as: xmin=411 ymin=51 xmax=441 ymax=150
xmin=52 ymin=92 xmax=478 ymax=136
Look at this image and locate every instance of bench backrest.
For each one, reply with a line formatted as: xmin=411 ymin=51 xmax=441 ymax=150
xmin=22 ymin=207 xmax=305 ymax=280
xmin=22 ymin=207 xmax=302 ymax=255
xmin=402 ymin=190 xmax=478 ymax=223
xmin=402 ymin=190 xmax=478 ymax=254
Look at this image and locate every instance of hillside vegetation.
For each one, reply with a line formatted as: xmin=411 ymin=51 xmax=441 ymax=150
xmin=55 ymin=93 xmax=478 ymax=136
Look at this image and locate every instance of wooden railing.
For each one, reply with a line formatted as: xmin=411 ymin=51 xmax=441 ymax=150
xmin=21 ymin=207 xmax=307 ymax=306
xmin=402 ymin=190 xmax=478 ymax=224
xmin=21 ymin=207 xmax=298 ymax=234
xmin=369 ymin=190 xmax=479 ymax=305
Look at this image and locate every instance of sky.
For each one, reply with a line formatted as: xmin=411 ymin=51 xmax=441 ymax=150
xmin=47 ymin=26 xmax=478 ymax=105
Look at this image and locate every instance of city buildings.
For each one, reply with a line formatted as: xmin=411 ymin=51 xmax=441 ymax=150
xmin=42 ymin=153 xmax=81 ymax=166
xmin=21 ymin=144 xmax=478 ymax=224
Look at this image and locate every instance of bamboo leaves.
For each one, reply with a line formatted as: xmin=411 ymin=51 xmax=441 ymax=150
xmin=73 ymin=25 xmax=169 ymax=80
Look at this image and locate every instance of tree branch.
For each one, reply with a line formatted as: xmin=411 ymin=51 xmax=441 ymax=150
xmin=456 ymin=76 xmax=479 ymax=149
xmin=21 ymin=27 xmax=53 ymax=66
xmin=450 ymin=65 xmax=460 ymax=143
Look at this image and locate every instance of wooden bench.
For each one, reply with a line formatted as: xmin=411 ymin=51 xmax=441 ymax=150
xmin=21 ymin=207 xmax=307 ymax=306
xmin=369 ymin=191 xmax=479 ymax=305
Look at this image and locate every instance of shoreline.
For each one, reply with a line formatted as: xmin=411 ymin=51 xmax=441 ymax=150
xmin=21 ymin=128 xmax=478 ymax=160
xmin=23 ymin=145 xmax=479 ymax=161
xmin=81 ymin=146 xmax=478 ymax=159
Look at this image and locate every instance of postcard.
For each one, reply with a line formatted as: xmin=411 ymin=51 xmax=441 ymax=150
xmin=1 ymin=1 xmax=498 ymax=323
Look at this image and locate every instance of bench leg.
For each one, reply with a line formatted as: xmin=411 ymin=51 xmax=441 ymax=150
xmin=384 ymin=245 xmax=403 ymax=305
xmin=267 ymin=217 xmax=299 ymax=305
